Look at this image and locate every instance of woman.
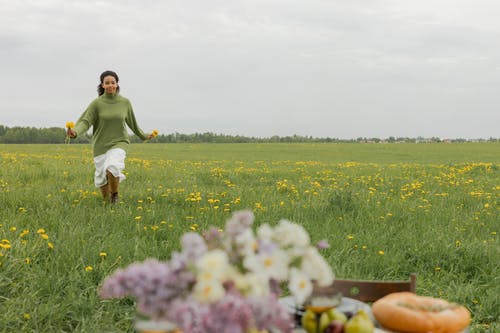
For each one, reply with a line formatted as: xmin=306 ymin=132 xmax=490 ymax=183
xmin=67 ymin=70 xmax=154 ymax=203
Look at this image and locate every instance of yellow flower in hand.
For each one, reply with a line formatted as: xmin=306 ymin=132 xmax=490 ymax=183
xmin=151 ymin=129 xmax=159 ymax=138
xmin=66 ymin=121 xmax=75 ymax=129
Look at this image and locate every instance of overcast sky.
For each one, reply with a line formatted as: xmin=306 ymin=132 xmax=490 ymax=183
xmin=1 ymin=0 xmax=499 ymax=139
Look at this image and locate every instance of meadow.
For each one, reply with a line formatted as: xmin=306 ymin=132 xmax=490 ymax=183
xmin=0 ymin=142 xmax=498 ymax=332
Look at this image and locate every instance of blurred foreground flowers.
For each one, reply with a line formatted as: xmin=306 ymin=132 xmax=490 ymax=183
xmin=100 ymin=210 xmax=334 ymax=333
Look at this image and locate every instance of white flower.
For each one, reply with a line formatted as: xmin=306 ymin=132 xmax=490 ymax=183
xmin=244 ymin=249 xmax=290 ymax=281
xmin=273 ymin=219 xmax=310 ymax=248
xmin=257 ymin=223 xmax=274 ymax=241
xmin=196 ymin=249 xmax=229 ymax=281
xmin=193 ymin=279 xmax=225 ymax=303
xmin=235 ymin=272 xmax=270 ymax=297
xmin=289 ymin=268 xmax=313 ymax=305
xmin=301 ymin=247 xmax=334 ymax=287
xmin=235 ymin=228 xmax=258 ymax=256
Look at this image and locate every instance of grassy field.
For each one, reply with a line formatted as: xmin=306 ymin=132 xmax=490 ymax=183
xmin=0 ymin=143 xmax=498 ymax=332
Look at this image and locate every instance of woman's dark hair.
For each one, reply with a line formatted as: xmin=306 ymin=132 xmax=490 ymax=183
xmin=97 ymin=70 xmax=120 ymax=96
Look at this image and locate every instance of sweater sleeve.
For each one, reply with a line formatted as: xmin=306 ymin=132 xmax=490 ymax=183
xmin=125 ymin=101 xmax=148 ymax=140
xmin=73 ymin=102 xmax=97 ymax=137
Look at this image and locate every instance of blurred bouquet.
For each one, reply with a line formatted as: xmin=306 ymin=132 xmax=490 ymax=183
xmin=100 ymin=210 xmax=334 ymax=333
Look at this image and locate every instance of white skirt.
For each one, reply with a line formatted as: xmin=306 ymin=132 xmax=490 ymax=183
xmin=93 ymin=148 xmax=126 ymax=187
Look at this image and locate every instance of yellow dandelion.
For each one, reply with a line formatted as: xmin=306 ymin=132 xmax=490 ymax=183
xmin=151 ymin=129 xmax=159 ymax=137
xmin=435 ymin=267 xmax=441 ymax=271
xmin=99 ymin=252 xmax=107 ymax=257
xmin=37 ymin=229 xmax=45 ymax=234
xmin=66 ymin=121 xmax=75 ymax=129
xmin=23 ymin=313 xmax=31 ymax=320
xmin=85 ymin=266 xmax=93 ymax=272
xmin=347 ymin=235 xmax=354 ymax=240
xmin=25 ymin=258 xmax=31 ymax=264
xmin=47 ymin=242 xmax=54 ymax=250
xmin=378 ymin=250 xmax=385 ymax=255
xmin=135 ymin=216 xmax=142 ymax=221
xmin=10 ymin=227 xmax=16 ymax=232
xmin=19 ymin=230 xmax=30 ymax=237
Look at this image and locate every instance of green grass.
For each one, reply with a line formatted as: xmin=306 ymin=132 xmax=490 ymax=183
xmin=0 ymin=143 xmax=499 ymax=332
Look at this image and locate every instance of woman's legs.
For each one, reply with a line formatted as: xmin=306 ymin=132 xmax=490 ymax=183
xmin=100 ymin=184 xmax=110 ymax=201
xmin=94 ymin=148 xmax=126 ymax=204
xmin=107 ymin=170 xmax=120 ymax=203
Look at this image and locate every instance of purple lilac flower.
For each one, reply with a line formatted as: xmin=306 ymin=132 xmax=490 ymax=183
xmin=248 ymin=294 xmax=294 ymax=333
xmin=99 ymin=258 xmax=194 ymax=319
xmin=225 ymin=210 xmax=254 ymax=237
xmin=181 ymin=232 xmax=207 ymax=261
xmin=169 ymin=251 xmax=187 ymax=271
xmin=206 ymin=292 xmax=253 ymax=333
xmin=167 ymin=299 xmax=209 ymax=333
xmin=203 ymin=227 xmax=224 ymax=250
xmin=168 ymin=292 xmax=254 ymax=333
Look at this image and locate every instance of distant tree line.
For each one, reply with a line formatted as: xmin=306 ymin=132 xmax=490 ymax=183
xmin=0 ymin=125 xmax=498 ymax=144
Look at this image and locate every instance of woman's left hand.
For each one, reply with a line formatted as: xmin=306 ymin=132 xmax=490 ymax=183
xmin=67 ymin=128 xmax=77 ymax=138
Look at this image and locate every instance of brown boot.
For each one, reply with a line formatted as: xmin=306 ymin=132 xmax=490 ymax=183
xmin=110 ymin=192 xmax=119 ymax=204
xmin=107 ymin=170 xmax=120 ymax=204
xmin=100 ymin=184 xmax=110 ymax=202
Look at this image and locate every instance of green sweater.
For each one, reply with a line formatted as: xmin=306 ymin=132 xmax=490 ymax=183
xmin=73 ymin=93 xmax=148 ymax=157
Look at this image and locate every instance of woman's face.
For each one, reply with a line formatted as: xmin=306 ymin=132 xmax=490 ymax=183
xmin=101 ymin=75 xmax=118 ymax=95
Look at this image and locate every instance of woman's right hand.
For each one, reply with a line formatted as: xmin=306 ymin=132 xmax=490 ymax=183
xmin=67 ymin=128 xmax=76 ymax=138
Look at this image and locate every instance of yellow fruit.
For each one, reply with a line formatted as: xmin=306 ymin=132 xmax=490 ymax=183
xmin=326 ymin=309 xmax=348 ymax=324
xmin=319 ymin=312 xmax=332 ymax=332
xmin=344 ymin=311 xmax=374 ymax=333
xmin=301 ymin=309 xmax=318 ymax=333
